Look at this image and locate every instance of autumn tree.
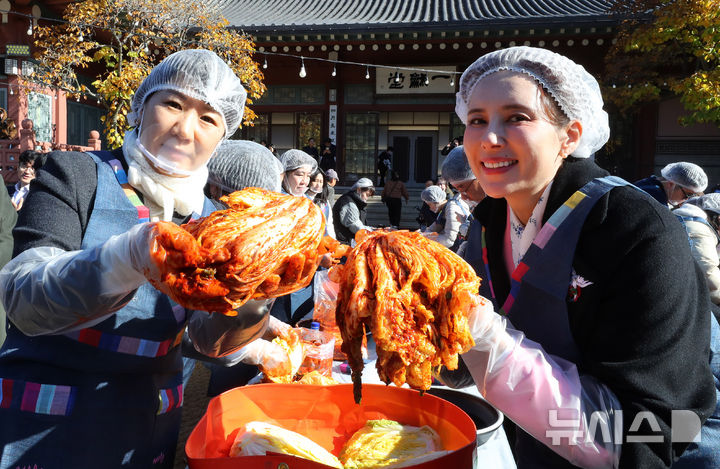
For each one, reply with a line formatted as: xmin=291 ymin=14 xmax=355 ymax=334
xmin=604 ymin=0 xmax=720 ymax=126
xmin=27 ymin=0 xmax=265 ymax=148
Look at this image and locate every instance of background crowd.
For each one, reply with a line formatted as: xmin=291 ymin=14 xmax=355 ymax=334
xmin=0 ymin=45 xmax=718 ymax=469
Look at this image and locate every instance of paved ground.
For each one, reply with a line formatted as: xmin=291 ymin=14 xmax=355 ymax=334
xmin=175 ymin=364 xmax=212 ymax=469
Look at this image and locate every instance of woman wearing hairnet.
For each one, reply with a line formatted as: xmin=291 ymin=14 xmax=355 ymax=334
xmin=440 ymin=145 xmax=485 ymax=255
xmin=674 ymin=193 xmax=720 ymax=306
xmin=444 ymin=46 xmax=718 ymax=468
xmin=269 ymin=149 xmax=329 ymax=325
xmin=419 ymin=184 xmax=470 ymax=251
xmin=0 ymin=50 xmax=271 ymax=468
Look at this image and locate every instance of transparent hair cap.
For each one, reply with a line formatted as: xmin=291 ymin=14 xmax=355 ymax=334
xmin=207 ymin=140 xmax=282 ymax=193
xmin=455 ymin=46 xmax=610 ymax=159
xmin=279 ymin=149 xmax=318 ymax=173
xmin=127 ymin=49 xmax=247 ymax=138
xmin=441 ymin=145 xmax=475 ymax=183
xmin=660 ymin=162 xmax=708 ymax=193
xmin=698 ymin=193 xmax=720 ymax=215
xmin=351 ymin=177 xmax=374 ymax=190
xmin=421 ymin=185 xmax=447 ymax=203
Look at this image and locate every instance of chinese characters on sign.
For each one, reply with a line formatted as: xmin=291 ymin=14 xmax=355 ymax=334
xmin=328 ymin=104 xmax=337 ymax=144
xmin=376 ymin=66 xmax=456 ymax=94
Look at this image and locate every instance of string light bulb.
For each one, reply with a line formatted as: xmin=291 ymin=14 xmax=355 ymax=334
xmin=365 ymin=66 xmax=370 ymax=80
xmin=9 ymin=87 xmax=13 ymax=95
xmin=424 ymin=75 xmax=429 ymax=85
xmin=263 ymin=57 xmax=267 ymax=69
xmin=299 ymin=57 xmax=306 ymax=78
xmin=394 ymin=71 xmax=400 ymax=83
xmin=331 ymin=65 xmax=336 ymax=77
xmin=27 ymin=20 xmax=33 ymax=36
xmin=450 ymin=76 xmax=455 ymax=87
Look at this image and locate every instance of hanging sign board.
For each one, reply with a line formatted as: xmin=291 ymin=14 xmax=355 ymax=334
xmin=328 ymin=104 xmax=337 ymax=144
xmin=376 ymin=65 xmax=456 ymax=95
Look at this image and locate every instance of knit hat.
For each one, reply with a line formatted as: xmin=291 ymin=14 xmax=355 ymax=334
xmin=207 ymin=140 xmax=282 ymax=193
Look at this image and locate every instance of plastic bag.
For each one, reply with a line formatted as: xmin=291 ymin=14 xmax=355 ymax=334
xmin=298 ymin=327 xmax=335 ymax=377
xmin=313 ymin=270 xmax=367 ymax=360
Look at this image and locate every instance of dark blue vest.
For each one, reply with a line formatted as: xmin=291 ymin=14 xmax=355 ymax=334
xmin=464 ymin=176 xmax=628 ymax=468
xmin=0 ymin=151 xmax=215 ymax=468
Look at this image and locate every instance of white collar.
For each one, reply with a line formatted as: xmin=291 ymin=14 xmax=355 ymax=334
xmin=507 ymin=182 xmax=554 ymax=269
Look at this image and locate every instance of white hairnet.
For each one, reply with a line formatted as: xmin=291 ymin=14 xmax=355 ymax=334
xmin=351 ymin=177 xmax=374 ymax=190
xmin=128 ymin=49 xmax=247 ymax=138
xmin=660 ymin=162 xmax=708 ymax=193
xmin=421 ymin=185 xmax=447 ymax=203
xmin=698 ymin=193 xmax=720 ymax=215
xmin=279 ymin=149 xmax=318 ymax=173
xmin=441 ymin=146 xmax=475 ymax=183
xmin=207 ymin=140 xmax=282 ymax=193
xmin=455 ymin=46 xmax=609 ymax=159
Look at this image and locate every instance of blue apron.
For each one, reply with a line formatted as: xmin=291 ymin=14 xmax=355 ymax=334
xmin=0 ymin=151 xmax=214 ymax=469
xmin=464 ymin=176 xmax=720 ymax=468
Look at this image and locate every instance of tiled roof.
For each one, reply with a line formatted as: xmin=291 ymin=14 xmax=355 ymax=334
xmin=213 ymin=0 xmax=615 ymax=32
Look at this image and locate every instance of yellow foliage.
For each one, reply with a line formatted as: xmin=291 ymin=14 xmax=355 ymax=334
xmin=605 ymin=0 xmax=720 ymax=125
xmin=31 ymin=0 xmax=265 ymax=148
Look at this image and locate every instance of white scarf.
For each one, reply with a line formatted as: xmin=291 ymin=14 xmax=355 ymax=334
xmin=122 ymin=130 xmax=208 ymax=221
xmin=507 ymin=182 xmax=553 ymax=269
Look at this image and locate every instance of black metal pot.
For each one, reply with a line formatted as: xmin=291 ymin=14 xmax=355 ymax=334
xmin=427 ymin=387 xmax=504 ymax=447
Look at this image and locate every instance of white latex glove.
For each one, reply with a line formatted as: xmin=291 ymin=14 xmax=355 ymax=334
xmin=1 ymin=222 xmax=158 ymax=336
xmin=99 ymin=222 xmax=158 ymax=296
xmin=265 ymin=315 xmax=292 ymax=340
xmin=233 ymin=338 xmax=291 ymax=371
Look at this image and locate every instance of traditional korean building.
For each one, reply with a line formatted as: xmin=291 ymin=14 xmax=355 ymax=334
xmin=2 ymin=1 xmax=719 ymax=185
xmin=217 ymin=0 xmax=621 ymax=186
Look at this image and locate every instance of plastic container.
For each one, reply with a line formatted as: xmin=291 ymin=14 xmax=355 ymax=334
xmin=298 ymin=324 xmax=334 ymax=377
xmin=185 ymin=383 xmax=477 ymax=469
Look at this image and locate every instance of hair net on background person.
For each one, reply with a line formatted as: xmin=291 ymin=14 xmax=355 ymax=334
xmin=279 ymin=149 xmax=318 ymax=173
xmin=455 ymin=46 xmax=609 ymax=159
xmin=207 ymin=140 xmax=282 ymax=193
xmin=421 ymin=185 xmax=447 ymax=204
xmin=441 ymin=146 xmax=475 ymax=183
xmin=686 ymin=193 xmax=720 ymax=215
xmin=660 ymin=162 xmax=708 ymax=193
xmin=351 ymin=177 xmax=374 ymax=190
xmin=127 ymin=49 xmax=247 ymax=137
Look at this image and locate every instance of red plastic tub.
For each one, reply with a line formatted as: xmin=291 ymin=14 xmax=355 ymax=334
xmin=186 ymin=383 xmax=477 ymax=468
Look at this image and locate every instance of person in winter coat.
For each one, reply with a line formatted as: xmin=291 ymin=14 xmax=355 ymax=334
xmin=674 ymin=193 xmax=720 ymax=306
xmin=381 ymin=170 xmax=409 ymax=228
xmin=0 ymin=49 xmax=271 ymax=469
xmin=332 ymin=178 xmax=375 ymax=245
xmin=634 ymin=161 xmax=707 ymax=208
xmin=443 ymin=46 xmax=718 ymax=469
xmin=420 ymin=185 xmax=470 ymax=251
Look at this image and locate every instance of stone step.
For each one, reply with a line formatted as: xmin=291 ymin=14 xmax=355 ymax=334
xmin=331 ymin=186 xmax=428 ymax=231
